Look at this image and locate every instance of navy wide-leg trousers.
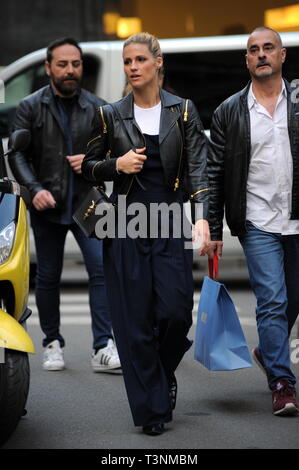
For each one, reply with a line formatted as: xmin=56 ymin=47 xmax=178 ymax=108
xmin=104 ymin=234 xmax=194 ymax=427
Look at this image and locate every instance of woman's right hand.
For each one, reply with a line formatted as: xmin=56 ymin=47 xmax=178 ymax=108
xmin=117 ymin=147 xmax=147 ymax=174
xmin=32 ymin=189 xmax=56 ymax=211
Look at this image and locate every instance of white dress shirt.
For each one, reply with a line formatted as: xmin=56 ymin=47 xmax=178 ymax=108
xmin=246 ymin=81 xmax=299 ymax=235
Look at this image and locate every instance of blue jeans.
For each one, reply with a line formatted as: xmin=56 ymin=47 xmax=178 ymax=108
xmin=239 ymin=222 xmax=299 ymax=388
xmin=31 ymin=212 xmax=112 ymax=350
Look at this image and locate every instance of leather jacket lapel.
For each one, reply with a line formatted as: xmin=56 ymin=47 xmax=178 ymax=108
xmin=41 ymin=86 xmax=69 ymax=137
xmin=122 ymin=118 xmax=145 ymax=149
xmin=115 ymin=94 xmax=145 ymax=148
xmin=159 ymin=105 xmax=180 ymax=144
xmin=159 ymin=89 xmax=181 ymax=144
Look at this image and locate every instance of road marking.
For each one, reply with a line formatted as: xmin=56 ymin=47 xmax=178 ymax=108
xmin=27 ymin=291 xmax=256 ymax=326
xmin=29 ymin=304 xmax=90 ymax=314
xmin=27 ymin=309 xmax=256 ymax=327
xmin=28 ymin=294 xmax=89 ymax=304
xmin=28 ymin=316 xmax=92 ymax=325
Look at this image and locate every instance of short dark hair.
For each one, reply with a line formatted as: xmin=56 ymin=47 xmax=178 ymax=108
xmin=46 ymin=37 xmax=83 ymax=63
xmin=248 ymin=27 xmax=283 ymax=48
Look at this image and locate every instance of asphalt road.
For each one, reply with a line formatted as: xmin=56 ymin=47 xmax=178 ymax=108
xmin=2 ymin=286 xmax=299 ymax=451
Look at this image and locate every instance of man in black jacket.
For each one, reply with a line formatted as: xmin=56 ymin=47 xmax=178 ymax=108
xmin=10 ymin=38 xmax=121 ymax=373
xmin=208 ymin=27 xmax=299 ymax=415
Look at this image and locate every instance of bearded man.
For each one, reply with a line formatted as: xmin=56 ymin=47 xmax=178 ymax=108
xmin=10 ymin=38 xmax=121 ymax=373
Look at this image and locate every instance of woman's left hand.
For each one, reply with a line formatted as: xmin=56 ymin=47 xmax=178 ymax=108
xmin=193 ymin=219 xmax=210 ymax=256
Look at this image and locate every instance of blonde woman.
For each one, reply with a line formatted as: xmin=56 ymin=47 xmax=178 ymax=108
xmin=82 ymin=32 xmax=210 ymax=435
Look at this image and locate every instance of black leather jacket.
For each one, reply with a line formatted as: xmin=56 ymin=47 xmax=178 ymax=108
xmin=208 ymin=80 xmax=299 ymax=240
xmin=82 ymin=89 xmax=209 ymax=221
xmin=10 ymin=85 xmax=106 ymax=212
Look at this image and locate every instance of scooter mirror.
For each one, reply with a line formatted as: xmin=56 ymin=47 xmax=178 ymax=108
xmin=8 ymin=129 xmax=31 ymax=153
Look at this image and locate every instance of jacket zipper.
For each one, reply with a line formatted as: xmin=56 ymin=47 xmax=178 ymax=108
xmin=99 ymin=106 xmax=107 ymax=134
xmin=87 ymin=134 xmax=101 ymax=147
xmin=91 ymin=108 xmax=110 ymax=180
xmin=174 ymin=99 xmax=188 ymax=191
xmin=91 ymin=160 xmax=104 ymax=180
xmin=190 ymin=188 xmax=209 ymax=199
xmin=183 ymin=99 xmax=189 ymax=122
xmin=174 ymin=121 xmax=184 ymax=191
xmin=125 ymin=175 xmax=134 ymax=196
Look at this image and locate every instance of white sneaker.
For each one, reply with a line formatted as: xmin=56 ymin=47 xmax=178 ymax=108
xmin=91 ymin=339 xmax=121 ymax=373
xmin=43 ymin=340 xmax=65 ymax=371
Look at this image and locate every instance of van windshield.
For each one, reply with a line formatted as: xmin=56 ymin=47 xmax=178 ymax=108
xmin=163 ymin=46 xmax=299 ymax=129
xmin=0 ymin=54 xmax=100 ymax=139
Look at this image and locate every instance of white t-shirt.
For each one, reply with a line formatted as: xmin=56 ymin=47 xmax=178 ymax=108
xmin=133 ymin=102 xmax=161 ymax=135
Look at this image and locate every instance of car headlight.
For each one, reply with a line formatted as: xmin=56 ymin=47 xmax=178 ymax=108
xmin=0 ymin=221 xmax=16 ymax=265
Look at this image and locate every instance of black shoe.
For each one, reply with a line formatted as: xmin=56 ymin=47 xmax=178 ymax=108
xmin=142 ymin=423 xmax=164 ymax=436
xmin=169 ymin=375 xmax=177 ymax=410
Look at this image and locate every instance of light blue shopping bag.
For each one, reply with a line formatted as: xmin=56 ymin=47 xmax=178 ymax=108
xmin=194 ymin=255 xmax=252 ymax=371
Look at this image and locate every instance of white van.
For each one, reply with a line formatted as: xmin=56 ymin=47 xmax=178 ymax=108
xmin=1 ymin=32 xmax=299 ymax=281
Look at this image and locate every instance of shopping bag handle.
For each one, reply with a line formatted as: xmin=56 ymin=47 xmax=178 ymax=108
xmin=208 ymin=254 xmax=219 ymax=280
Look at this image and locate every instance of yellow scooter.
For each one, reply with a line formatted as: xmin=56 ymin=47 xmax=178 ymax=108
xmin=0 ymin=129 xmax=35 ymax=446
